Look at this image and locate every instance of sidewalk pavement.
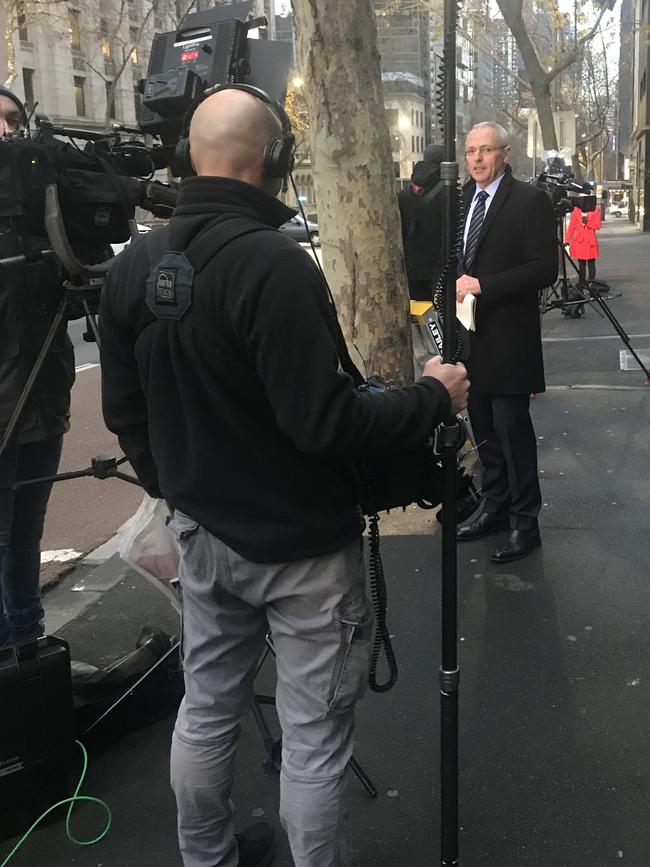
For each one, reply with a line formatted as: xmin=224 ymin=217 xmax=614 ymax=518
xmin=541 ymin=219 xmax=650 ymax=388
xmin=6 ymin=219 xmax=649 ymax=866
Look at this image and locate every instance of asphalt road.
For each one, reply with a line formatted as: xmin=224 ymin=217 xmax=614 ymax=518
xmin=541 ymin=219 xmax=650 ymax=387
xmin=68 ymin=317 xmax=100 ymax=367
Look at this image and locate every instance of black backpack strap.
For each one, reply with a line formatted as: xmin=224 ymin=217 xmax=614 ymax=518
xmin=175 ymin=216 xmax=271 ymax=272
xmin=142 ymin=216 xmax=275 ymax=321
xmin=142 ymin=216 xmax=273 ymax=272
xmin=422 ymin=179 xmax=443 ymax=206
xmin=327 ymin=313 xmax=365 ymax=387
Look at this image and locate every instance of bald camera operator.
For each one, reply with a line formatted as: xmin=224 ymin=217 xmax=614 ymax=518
xmin=99 ymin=86 xmax=469 ymax=867
xmin=0 ymin=86 xmax=75 ymax=649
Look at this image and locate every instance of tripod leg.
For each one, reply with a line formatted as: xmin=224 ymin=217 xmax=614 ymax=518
xmin=251 ymin=636 xmax=379 ymax=796
xmin=0 ymin=297 xmax=69 ymax=460
xmin=82 ymin=639 xmax=181 ymax=737
xmin=82 ymin=299 xmax=102 ymax=347
xmin=592 ymin=293 xmax=650 ymax=380
xmin=348 ymin=756 xmax=378 ymax=798
xmin=251 ymin=696 xmax=277 ymax=758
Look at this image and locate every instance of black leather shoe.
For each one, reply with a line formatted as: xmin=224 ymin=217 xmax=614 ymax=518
xmin=491 ymin=529 xmax=541 ymax=563
xmin=457 ymin=510 xmax=509 ymax=541
xmin=236 ymin=822 xmax=276 ymax=866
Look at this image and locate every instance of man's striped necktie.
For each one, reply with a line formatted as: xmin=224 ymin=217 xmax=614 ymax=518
xmin=463 ymin=190 xmax=488 ymax=272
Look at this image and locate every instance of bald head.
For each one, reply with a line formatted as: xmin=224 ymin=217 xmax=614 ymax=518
xmin=189 ymin=89 xmax=284 ymax=194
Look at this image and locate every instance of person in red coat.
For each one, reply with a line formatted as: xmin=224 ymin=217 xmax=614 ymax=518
xmin=565 ymin=205 xmax=601 ymax=284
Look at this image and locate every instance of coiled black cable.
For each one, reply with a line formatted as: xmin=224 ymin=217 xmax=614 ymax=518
xmin=367 ymin=510 xmax=397 ymax=693
xmin=432 ymin=185 xmax=465 ymax=364
xmin=360 ymin=463 xmax=398 ymax=694
xmin=432 ymin=0 xmax=466 ymax=363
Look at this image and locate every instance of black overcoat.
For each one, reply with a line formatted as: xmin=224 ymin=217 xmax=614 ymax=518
xmin=0 ymin=221 xmax=74 ymax=445
xmin=463 ymin=166 xmax=558 ymax=394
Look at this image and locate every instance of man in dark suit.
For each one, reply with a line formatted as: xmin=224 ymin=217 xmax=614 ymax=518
xmin=455 ymin=122 xmax=558 ymax=562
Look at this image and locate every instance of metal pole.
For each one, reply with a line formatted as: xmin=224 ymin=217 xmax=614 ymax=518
xmin=440 ymin=0 xmax=460 ymax=862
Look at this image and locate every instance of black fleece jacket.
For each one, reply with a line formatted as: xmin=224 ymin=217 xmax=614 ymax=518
xmin=99 ymin=177 xmax=451 ymax=563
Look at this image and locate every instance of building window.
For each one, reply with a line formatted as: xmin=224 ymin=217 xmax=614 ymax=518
xmin=69 ymin=9 xmax=82 ymax=52
xmin=17 ymin=0 xmax=28 ymax=41
xmin=411 ymin=135 xmax=415 ymax=151
xmin=100 ymin=19 xmax=111 ymax=58
xmin=641 ymin=70 xmax=647 ymax=100
xmin=22 ymin=67 xmax=35 ymax=110
xmin=386 ymin=108 xmax=398 ymax=127
xmin=130 ymin=27 xmax=139 ymax=64
xmin=73 ymin=76 xmax=86 ymax=116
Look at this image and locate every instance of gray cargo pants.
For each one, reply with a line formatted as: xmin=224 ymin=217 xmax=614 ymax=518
xmin=168 ymin=511 xmax=372 ymax=867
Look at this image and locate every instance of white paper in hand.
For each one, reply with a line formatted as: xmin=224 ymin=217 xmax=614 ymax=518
xmin=457 ymin=294 xmax=476 ymax=332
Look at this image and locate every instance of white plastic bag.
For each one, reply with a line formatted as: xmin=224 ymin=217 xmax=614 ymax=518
xmin=117 ymin=494 xmax=180 ymax=608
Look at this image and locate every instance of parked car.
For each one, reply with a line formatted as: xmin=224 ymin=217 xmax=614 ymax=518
xmin=609 ymin=202 xmax=628 ymax=218
xmin=278 ymin=215 xmax=320 ymax=246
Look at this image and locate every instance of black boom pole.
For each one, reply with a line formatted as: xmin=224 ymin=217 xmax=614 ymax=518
xmin=439 ymin=0 xmax=460 ymax=863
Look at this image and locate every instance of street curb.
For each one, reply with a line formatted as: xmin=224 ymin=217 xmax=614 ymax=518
xmin=42 ymin=533 xmax=121 ymax=595
xmin=43 ymin=543 xmax=130 ymax=637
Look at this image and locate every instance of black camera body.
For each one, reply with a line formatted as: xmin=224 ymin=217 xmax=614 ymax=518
xmin=536 ymin=170 xmax=597 ymax=217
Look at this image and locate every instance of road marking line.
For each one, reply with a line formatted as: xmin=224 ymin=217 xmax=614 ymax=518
xmin=543 ymin=333 xmax=650 ymax=343
xmin=41 ymin=549 xmax=83 ymax=564
xmin=546 ymin=384 xmax=648 ymax=391
xmin=75 ymin=362 xmax=100 ymax=372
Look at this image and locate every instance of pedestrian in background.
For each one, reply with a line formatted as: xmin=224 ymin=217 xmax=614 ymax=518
xmin=398 ymin=144 xmax=445 ymax=302
xmin=398 ymin=144 xmax=445 ymax=374
xmin=566 ymin=204 xmax=601 ymax=285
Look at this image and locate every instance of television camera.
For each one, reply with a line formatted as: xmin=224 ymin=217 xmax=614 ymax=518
xmin=536 ymin=169 xmax=596 ymax=217
xmin=0 ymin=1 xmax=291 ymax=458
xmin=0 ymin=1 xmax=291 ymax=287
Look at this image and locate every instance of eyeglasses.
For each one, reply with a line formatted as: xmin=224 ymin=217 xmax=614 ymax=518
xmin=464 ymin=146 xmax=507 ymax=157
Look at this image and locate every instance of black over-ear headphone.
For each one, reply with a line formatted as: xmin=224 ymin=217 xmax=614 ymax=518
xmin=175 ymin=83 xmax=295 ymax=184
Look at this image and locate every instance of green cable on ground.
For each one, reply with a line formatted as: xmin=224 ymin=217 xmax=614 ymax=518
xmin=1 ymin=739 xmax=112 ymax=866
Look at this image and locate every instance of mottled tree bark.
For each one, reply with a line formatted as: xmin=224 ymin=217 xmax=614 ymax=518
xmin=291 ymin=0 xmax=413 ymax=382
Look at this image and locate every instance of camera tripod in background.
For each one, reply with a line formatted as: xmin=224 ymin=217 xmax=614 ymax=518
xmin=251 ymin=633 xmax=378 ymax=797
xmin=539 ymin=214 xmax=650 ymax=383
